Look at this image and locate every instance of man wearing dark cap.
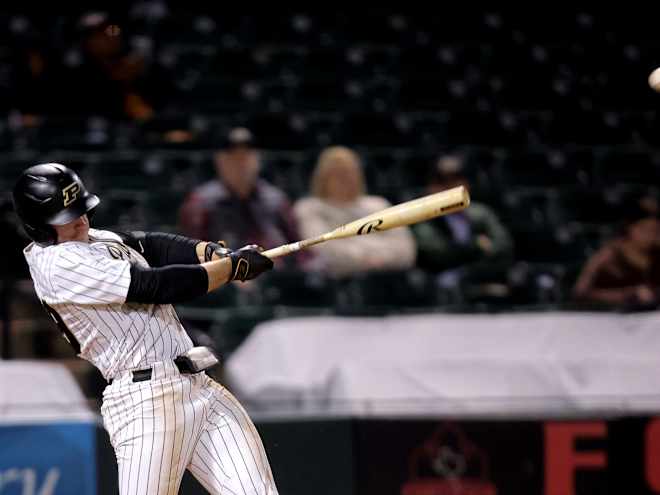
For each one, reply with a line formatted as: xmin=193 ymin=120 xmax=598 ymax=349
xmin=178 ymin=127 xmax=301 ymax=259
xmin=412 ymin=153 xmax=513 ymax=273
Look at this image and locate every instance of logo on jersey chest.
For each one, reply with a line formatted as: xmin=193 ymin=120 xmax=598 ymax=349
xmin=62 ymin=182 xmax=81 ymax=207
xmin=106 ymin=243 xmax=132 ymax=261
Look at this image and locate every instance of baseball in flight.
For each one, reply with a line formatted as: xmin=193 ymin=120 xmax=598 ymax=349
xmin=649 ymin=67 xmax=660 ymax=92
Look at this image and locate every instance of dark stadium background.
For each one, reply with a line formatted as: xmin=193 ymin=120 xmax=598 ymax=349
xmin=1 ymin=8 xmax=660 ymax=495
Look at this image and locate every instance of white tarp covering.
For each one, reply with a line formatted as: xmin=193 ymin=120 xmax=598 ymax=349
xmin=225 ymin=311 xmax=660 ymax=418
xmin=0 ymin=361 xmax=95 ymax=424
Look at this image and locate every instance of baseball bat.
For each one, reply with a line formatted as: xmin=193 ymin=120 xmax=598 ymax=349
xmin=262 ymin=185 xmax=470 ymax=259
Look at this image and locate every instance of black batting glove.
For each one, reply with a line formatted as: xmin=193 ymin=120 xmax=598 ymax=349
xmin=204 ymin=240 xmax=231 ymax=262
xmin=229 ymin=245 xmax=274 ymax=282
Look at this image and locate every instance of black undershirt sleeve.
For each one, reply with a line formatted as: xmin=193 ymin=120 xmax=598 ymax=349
xmin=118 ymin=231 xmax=202 ymax=267
xmin=126 ymin=264 xmax=209 ymax=304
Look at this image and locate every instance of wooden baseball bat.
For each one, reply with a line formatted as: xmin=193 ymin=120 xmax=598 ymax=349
xmin=262 ymin=185 xmax=470 ymax=259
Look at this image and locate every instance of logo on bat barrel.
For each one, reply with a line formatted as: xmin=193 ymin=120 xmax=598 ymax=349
xmin=441 ymin=201 xmax=465 ymax=212
xmin=357 ymin=219 xmax=384 ymax=235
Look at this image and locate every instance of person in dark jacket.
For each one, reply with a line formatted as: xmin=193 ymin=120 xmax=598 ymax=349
xmin=412 ymin=153 xmax=513 ymax=273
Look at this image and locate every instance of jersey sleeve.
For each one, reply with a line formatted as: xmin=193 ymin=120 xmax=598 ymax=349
xmin=45 ymin=246 xmax=132 ymax=305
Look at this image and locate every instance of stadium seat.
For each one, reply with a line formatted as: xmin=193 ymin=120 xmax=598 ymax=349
xmin=28 ymin=117 xmax=115 ymax=151
xmin=207 ymin=48 xmax=260 ymax=80
xmin=510 ymin=225 xmax=593 ymax=263
xmin=144 ymin=189 xmax=186 ymax=229
xmin=298 ymin=48 xmax=347 ymax=78
xmin=338 ymin=112 xmax=413 ymax=147
xmin=210 ymin=306 xmax=275 ymax=357
xmin=260 ymin=271 xmax=337 ymax=308
xmin=344 ymin=45 xmax=401 ymax=78
xmin=92 ymin=190 xmax=149 ymax=231
xmin=360 ymin=149 xmax=411 ymax=199
xmin=261 ymin=151 xmax=310 ymax=198
xmin=500 ymin=148 xmax=593 ymax=188
xmin=179 ymin=77 xmax=250 ymax=113
xmin=507 ymin=262 xmax=566 ymax=305
xmin=289 ymin=77 xmax=350 ymax=112
xmin=398 ymin=76 xmax=455 ymax=111
xmin=245 ymin=112 xmax=314 ymax=149
xmin=556 ymin=187 xmax=629 ymax=225
xmin=501 ymin=188 xmax=557 ymax=230
xmin=338 ymin=270 xmax=437 ymax=311
xmin=93 ymin=156 xmax=169 ymax=191
xmin=184 ymin=283 xmax=241 ymax=309
xmin=596 ymin=149 xmax=660 ymax=186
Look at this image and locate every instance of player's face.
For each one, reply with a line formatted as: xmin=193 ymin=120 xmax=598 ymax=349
xmin=53 ymin=214 xmax=90 ymax=243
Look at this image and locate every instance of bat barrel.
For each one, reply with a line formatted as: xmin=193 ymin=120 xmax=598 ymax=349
xmin=261 ymin=186 xmax=470 ymax=259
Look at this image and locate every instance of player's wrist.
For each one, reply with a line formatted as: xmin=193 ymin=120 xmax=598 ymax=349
xmin=196 ymin=241 xmax=231 ymax=263
xmin=204 ymin=240 xmax=231 ymax=262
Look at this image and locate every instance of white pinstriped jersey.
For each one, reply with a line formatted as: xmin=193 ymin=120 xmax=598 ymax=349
xmin=24 ymin=228 xmax=194 ymax=380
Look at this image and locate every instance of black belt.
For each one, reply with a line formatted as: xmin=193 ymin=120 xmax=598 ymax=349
xmin=109 ymin=356 xmax=197 ymax=385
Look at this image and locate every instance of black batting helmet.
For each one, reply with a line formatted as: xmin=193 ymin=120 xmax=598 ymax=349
xmin=12 ymin=163 xmax=100 ymax=245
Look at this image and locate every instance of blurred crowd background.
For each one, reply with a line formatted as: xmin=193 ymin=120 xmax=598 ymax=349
xmin=3 ymin=8 xmax=660 ymax=495
xmin=1 ymin=7 xmax=660 ymax=398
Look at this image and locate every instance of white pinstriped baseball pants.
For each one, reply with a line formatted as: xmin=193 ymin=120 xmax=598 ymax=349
xmin=102 ymin=361 xmax=278 ymax=495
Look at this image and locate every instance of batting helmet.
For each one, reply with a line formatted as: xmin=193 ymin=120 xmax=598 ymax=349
xmin=12 ymin=163 xmax=100 ymax=245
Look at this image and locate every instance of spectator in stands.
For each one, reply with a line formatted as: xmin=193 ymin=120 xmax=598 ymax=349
xmin=293 ymin=146 xmax=416 ymax=277
xmin=62 ymin=12 xmax=162 ymax=120
xmin=573 ymin=211 xmax=660 ymax=310
xmin=178 ymin=127 xmax=302 ymax=262
xmin=412 ymin=153 xmax=513 ymax=274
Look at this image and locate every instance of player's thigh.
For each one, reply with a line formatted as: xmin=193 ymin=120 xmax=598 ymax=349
xmin=187 ymin=380 xmax=278 ymax=495
xmin=103 ymin=378 xmax=200 ymax=495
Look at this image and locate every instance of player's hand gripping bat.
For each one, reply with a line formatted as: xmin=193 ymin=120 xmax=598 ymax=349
xmin=261 ymin=185 xmax=470 ymax=259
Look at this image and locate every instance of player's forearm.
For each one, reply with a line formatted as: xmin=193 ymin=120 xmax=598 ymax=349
xmin=201 ymin=257 xmax=233 ymax=292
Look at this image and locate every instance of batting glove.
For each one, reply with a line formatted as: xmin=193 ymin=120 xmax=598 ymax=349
xmin=229 ymin=245 xmax=274 ymax=282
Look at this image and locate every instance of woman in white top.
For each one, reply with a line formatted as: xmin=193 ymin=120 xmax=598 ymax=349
xmin=293 ymin=146 xmax=416 ymax=277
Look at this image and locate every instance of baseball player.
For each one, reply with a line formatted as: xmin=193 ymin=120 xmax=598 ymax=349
xmin=13 ymin=163 xmax=279 ymax=495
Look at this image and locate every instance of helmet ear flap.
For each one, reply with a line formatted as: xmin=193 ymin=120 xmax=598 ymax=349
xmin=87 ymin=205 xmax=98 ymax=222
xmin=22 ymin=221 xmax=56 ymax=245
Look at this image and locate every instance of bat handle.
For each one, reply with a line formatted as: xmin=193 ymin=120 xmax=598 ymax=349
xmin=261 ymin=234 xmax=328 ymax=259
xmin=261 ymin=242 xmax=302 ymax=259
